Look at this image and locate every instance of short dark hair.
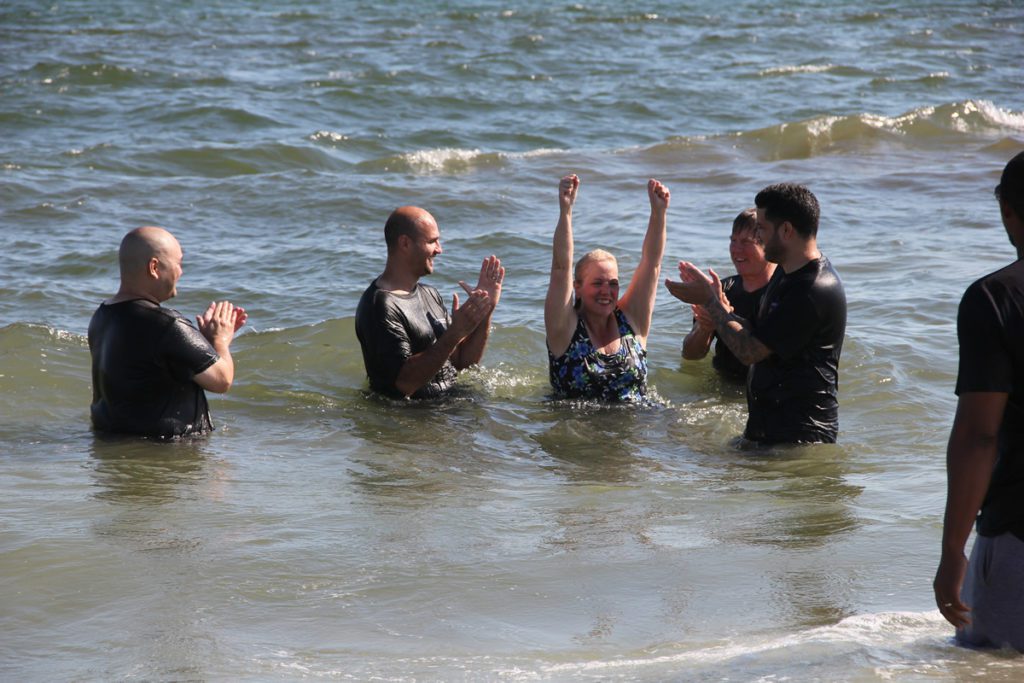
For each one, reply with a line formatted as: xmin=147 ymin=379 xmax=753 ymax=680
xmin=754 ymin=183 xmax=820 ymax=239
xmin=384 ymin=209 xmax=423 ymax=251
xmin=996 ymin=151 xmax=1024 ymax=221
xmin=731 ymin=208 xmax=758 ymax=236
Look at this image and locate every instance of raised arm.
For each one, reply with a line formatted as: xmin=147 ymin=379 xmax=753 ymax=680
xmin=545 ymin=174 xmax=580 ymax=355
xmin=452 ymin=255 xmax=504 ymax=369
xmin=619 ymin=179 xmax=669 ymax=345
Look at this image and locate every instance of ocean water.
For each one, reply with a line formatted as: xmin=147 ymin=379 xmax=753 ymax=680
xmin=2 ymin=0 xmax=1024 ymax=679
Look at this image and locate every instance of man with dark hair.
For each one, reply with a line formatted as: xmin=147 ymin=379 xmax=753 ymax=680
xmin=666 ymin=183 xmax=847 ymax=444
xmin=355 ymin=206 xmax=504 ymax=399
xmin=89 ymin=226 xmax=247 ymax=438
xmin=934 ymin=150 xmax=1024 ymax=650
xmin=670 ymin=208 xmax=776 ymax=381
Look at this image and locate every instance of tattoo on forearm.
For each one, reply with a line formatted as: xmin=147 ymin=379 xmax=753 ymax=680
xmin=706 ymin=298 xmax=766 ymax=365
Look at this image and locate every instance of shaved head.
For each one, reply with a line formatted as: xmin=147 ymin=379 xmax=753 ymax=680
xmin=384 ymin=206 xmax=436 ymax=251
xmin=119 ymin=226 xmax=180 ymax=277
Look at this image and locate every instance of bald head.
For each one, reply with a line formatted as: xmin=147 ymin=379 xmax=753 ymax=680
xmin=119 ymin=226 xmax=180 ymax=277
xmin=384 ymin=206 xmax=436 ymax=252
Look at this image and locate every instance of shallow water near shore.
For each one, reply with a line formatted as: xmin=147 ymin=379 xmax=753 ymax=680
xmin=3 ymin=0 xmax=1024 ymax=680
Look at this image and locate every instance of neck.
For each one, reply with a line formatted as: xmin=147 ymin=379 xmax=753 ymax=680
xmin=579 ymin=307 xmax=616 ymax=332
xmin=741 ymin=264 xmax=775 ymax=291
xmin=781 ymin=240 xmax=820 ymax=274
xmin=107 ymin=283 xmax=161 ymax=305
xmin=377 ymin=260 xmax=419 ymax=293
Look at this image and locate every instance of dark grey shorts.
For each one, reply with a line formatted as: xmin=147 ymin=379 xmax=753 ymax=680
xmin=958 ymin=532 xmax=1024 ymax=650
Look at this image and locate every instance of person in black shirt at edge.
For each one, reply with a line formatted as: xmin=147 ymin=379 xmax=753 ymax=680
xmin=89 ymin=226 xmax=247 ymax=439
xmin=355 ymin=206 xmax=504 ymax=399
xmin=668 ymin=208 xmax=776 ymax=381
xmin=934 ymin=150 xmax=1024 ymax=650
xmin=665 ymin=183 xmax=847 ymax=444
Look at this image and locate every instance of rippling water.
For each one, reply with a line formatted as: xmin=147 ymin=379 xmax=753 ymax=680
xmin=2 ymin=0 xmax=1024 ymax=680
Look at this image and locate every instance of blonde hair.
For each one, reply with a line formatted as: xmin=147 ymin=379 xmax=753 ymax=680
xmin=573 ymin=249 xmax=617 ymax=283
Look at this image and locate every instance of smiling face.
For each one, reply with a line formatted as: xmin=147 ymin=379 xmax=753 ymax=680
xmin=408 ymin=215 xmax=442 ymax=277
xmin=574 ymin=255 xmax=619 ymax=315
xmin=729 ymin=228 xmax=770 ymax=279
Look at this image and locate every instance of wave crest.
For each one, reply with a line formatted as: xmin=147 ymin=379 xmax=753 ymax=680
xmin=358 ymin=148 xmax=505 ymax=175
xmin=730 ymin=99 xmax=1024 ymax=160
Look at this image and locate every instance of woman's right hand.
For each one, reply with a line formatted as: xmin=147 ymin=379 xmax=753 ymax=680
xmin=559 ymin=174 xmax=579 ymax=213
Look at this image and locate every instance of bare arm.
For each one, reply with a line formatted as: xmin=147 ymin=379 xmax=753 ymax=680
xmin=682 ymin=306 xmax=714 ymax=360
xmin=934 ymin=392 xmax=1007 ymax=629
xmin=619 ymin=179 xmax=670 ymax=345
xmin=666 ymin=262 xmax=771 ymax=365
xmin=393 ymin=289 xmax=491 ymax=397
xmin=544 ymin=174 xmax=579 ymax=355
xmin=194 ymin=302 xmax=247 ymax=393
xmin=452 ymin=256 xmax=504 ymax=369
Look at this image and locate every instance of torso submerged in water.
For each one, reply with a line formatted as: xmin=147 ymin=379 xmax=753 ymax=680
xmin=548 ymin=308 xmax=647 ymax=402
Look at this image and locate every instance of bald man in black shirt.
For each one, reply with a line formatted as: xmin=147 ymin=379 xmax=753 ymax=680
xmin=88 ymin=226 xmax=247 ymax=438
xmin=355 ymin=207 xmax=503 ymax=399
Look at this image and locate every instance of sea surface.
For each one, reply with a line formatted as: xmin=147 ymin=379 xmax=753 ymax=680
xmin=2 ymin=0 xmax=1024 ymax=680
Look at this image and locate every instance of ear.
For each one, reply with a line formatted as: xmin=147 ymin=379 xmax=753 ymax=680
xmin=147 ymin=256 xmax=160 ymax=279
xmin=1000 ymin=197 xmax=1016 ymax=225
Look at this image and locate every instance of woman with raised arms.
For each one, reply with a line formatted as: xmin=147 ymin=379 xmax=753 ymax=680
xmin=545 ymin=174 xmax=670 ymax=401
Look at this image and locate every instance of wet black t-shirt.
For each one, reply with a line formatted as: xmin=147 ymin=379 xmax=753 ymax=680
xmin=955 ymin=259 xmax=1024 ymax=538
xmin=354 ymin=279 xmax=458 ymax=399
xmin=697 ymin=274 xmax=767 ymax=380
xmin=88 ymin=299 xmax=220 ymax=438
xmin=746 ymin=256 xmax=847 ymax=444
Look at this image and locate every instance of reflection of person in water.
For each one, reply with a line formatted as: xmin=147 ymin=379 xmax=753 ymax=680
xmin=88 ymin=226 xmax=247 ymax=439
xmin=545 ymin=174 xmax=670 ymax=402
xmin=355 ymin=206 xmax=504 ymax=399
xmin=935 ymin=151 xmax=1024 ymax=650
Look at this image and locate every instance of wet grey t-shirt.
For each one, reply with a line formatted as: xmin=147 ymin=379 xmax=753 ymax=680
xmin=355 ymin=280 xmax=457 ymax=399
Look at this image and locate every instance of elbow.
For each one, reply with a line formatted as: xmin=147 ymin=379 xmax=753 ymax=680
xmin=681 ymin=344 xmax=706 ymax=361
xmin=206 ymin=376 xmax=232 ymax=394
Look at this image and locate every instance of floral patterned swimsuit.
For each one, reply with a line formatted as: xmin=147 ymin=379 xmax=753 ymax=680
xmin=548 ymin=309 xmax=648 ymax=402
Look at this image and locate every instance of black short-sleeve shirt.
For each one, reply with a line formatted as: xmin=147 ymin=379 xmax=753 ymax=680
xmin=354 ymin=279 xmax=458 ymax=399
xmin=746 ymin=255 xmax=847 ymax=444
xmin=955 ymin=259 xmax=1024 ymax=537
xmin=88 ymin=299 xmax=220 ymax=438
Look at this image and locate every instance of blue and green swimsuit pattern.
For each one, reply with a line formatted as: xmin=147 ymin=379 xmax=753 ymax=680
xmin=548 ymin=309 xmax=648 ymax=402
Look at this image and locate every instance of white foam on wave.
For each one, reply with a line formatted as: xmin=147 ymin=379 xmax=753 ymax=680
xmin=309 ymin=130 xmax=349 ymax=143
xmin=860 ymin=100 xmax=1024 ymax=135
xmin=400 ymin=147 xmax=485 ymax=172
xmin=536 ymin=610 xmax=952 ymax=677
xmin=968 ymin=99 xmax=1024 ymax=131
xmin=759 ymin=63 xmax=835 ymax=76
xmin=515 ymin=147 xmax=569 ymax=158
xmin=395 ymin=146 xmax=570 ymax=173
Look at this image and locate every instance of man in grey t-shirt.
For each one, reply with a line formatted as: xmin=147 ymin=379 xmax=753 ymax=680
xmin=355 ymin=206 xmax=503 ymax=399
